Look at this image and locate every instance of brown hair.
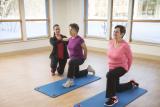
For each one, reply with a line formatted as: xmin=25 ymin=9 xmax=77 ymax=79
xmin=69 ymin=23 xmax=79 ymax=33
xmin=53 ymin=24 xmax=59 ymax=29
xmin=115 ymin=25 xmax=126 ymax=38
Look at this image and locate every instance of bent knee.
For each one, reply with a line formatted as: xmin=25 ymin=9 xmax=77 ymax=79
xmin=106 ymin=71 xmax=115 ymax=78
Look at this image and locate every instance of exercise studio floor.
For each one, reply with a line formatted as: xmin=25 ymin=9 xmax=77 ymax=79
xmin=0 ymin=49 xmax=160 ymax=107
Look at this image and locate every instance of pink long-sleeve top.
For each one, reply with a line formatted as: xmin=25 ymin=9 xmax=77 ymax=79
xmin=107 ymin=40 xmax=132 ymax=71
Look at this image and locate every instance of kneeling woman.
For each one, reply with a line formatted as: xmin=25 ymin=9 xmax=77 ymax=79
xmin=105 ymin=25 xmax=139 ymax=106
xmin=63 ymin=23 xmax=95 ymax=88
xmin=49 ymin=24 xmax=68 ymax=76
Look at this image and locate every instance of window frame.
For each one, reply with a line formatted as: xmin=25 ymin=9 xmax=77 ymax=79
xmin=84 ymin=0 xmax=109 ymax=39
xmin=0 ymin=0 xmax=53 ymax=43
xmin=85 ymin=0 xmax=160 ymax=45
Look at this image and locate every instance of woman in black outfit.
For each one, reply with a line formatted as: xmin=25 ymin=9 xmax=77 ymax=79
xmin=49 ymin=24 xmax=68 ymax=76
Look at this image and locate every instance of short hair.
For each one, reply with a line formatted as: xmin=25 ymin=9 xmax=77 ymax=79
xmin=115 ymin=25 xmax=126 ymax=38
xmin=53 ymin=24 xmax=59 ymax=29
xmin=69 ymin=23 xmax=79 ymax=33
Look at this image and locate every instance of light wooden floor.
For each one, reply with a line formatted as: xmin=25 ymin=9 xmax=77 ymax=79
xmin=0 ymin=49 xmax=160 ymax=107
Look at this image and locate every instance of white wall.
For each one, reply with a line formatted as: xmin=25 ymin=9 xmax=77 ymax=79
xmin=52 ymin=0 xmax=84 ymax=37
xmin=52 ymin=0 xmax=68 ymax=36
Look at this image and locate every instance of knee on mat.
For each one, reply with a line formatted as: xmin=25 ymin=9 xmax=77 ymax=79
xmin=75 ymin=74 xmax=79 ymax=78
xmin=58 ymin=72 xmax=63 ymax=75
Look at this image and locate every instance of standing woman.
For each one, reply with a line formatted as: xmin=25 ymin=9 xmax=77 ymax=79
xmin=49 ymin=24 xmax=68 ymax=76
xmin=105 ymin=25 xmax=139 ymax=106
xmin=63 ymin=23 xmax=95 ymax=88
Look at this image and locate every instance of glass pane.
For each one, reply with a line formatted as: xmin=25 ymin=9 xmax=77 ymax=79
xmin=132 ymin=22 xmax=160 ymax=44
xmin=134 ymin=0 xmax=160 ymax=20
xmin=26 ymin=21 xmax=48 ymax=38
xmin=24 ymin=0 xmax=47 ymax=19
xmin=88 ymin=0 xmax=108 ymax=19
xmin=113 ymin=0 xmax=129 ymax=19
xmin=112 ymin=22 xmax=128 ymax=40
xmin=0 ymin=0 xmax=20 ymax=19
xmin=0 ymin=22 xmax=21 ymax=40
xmin=87 ymin=21 xmax=107 ymax=38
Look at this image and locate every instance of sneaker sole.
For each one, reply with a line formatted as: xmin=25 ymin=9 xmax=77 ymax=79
xmin=63 ymin=83 xmax=74 ymax=88
xmin=104 ymin=99 xmax=119 ymax=106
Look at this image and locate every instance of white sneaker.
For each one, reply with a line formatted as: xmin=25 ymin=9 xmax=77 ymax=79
xmin=87 ymin=65 xmax=95 ymax=75
xmin=63 ymin=79 xmax=74 ymax=88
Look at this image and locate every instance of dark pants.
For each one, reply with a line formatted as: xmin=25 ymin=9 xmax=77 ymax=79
xmin=50 ymin=58 xmax=67 ymax=75
xmin=106 ymin=67 xmax=133 ymax=98
xmin=67 ymin=58 xmax=88 ymax=78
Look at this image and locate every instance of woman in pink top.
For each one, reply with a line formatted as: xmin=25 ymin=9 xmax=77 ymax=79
xmin=104 ymin=25 xmax=139 ymax=106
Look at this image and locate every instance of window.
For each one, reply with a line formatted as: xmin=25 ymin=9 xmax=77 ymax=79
xmin=87 ymin=21 xmax=107 ymax=37
xmin=26 ymin=21 xmax=48 ymax=38
xmin=0 ymin=0 xmax=20 ymax=19
xmin=112 ymin=0 xmax=129 ymax=40
xmin=86 ymin=0 xmax=160 ymax=44
xmin=88 ymin=0 xmax=108 ymax=19
xmin=132 ymin=22 xmax=160 ymax=44
xmin=132 ymin=0 xmax=160 ymax=43
xmin=24 ymin=0 xmax=48 ymax=38
xmin=86 ymin=0 xmax=129 ymax=39
xmin=0 ymin=0 xmax=50 ymax=42
xmin=112 ymin=0 xmax=129 ymax=20
xmin=0 ymin=22 xmax=21 ymax=40
xmin=86 ymin=0 xmax=108 ymax=38
xmin=0 ymin=0 xmax=21 ymax=41
xmin=134 ymin=0 xmax=160 ymax=20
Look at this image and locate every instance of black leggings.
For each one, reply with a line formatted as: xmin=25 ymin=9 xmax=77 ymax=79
xmin=106 ymin=67 xmax=133 ymax=98
xmin=67 ymin=58 xmax=88 ymax=79
xmin=50 ymin=58 xmax=67 ymax=75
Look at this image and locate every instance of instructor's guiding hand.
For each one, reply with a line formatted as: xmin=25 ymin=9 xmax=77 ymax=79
xmin=62 ymin=38 xmax=68 ymax=41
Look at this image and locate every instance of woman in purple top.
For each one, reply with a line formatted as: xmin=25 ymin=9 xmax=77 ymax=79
xmin=63 ymin=23 xmax=95 ymax=88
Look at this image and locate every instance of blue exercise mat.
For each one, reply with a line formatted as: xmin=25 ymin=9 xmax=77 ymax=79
xmin=74 ymin=88 xmax=147 ymax=107
xmin=35 ymin=75 xmax=101 ymax=98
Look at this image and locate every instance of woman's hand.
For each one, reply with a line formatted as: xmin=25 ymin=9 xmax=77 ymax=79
xmin=81 ymin=43 xmax=87 ymax=60
xmin=62 ymin=38 xmax=68 ymax=41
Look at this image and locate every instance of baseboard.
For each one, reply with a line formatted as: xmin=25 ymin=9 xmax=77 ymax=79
xmin=0 ymin=46 xmax=51 ymax=57
xmin=133 ymin=53 xmax=160 ymax=61
xmin=88 ymin=46 xmax=160 ymax=61
xmin=88 ymin=47 xmax=106 ymax=54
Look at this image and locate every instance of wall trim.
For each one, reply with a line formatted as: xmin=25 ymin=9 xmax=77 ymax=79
xmin=0 ymin=46 xmax=51 ymax=57
xmin=88 ymin=46 xmax=160 ymax=61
